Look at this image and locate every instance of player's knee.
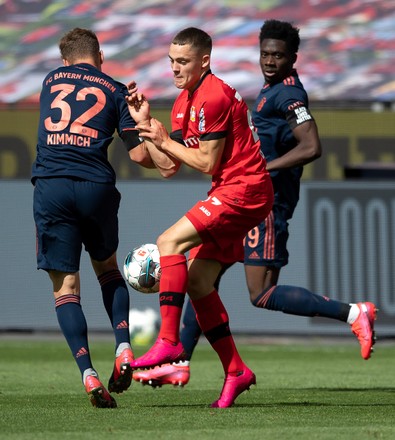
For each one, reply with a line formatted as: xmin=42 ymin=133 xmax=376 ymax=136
xmin=157 ymin=234 xmax=193 ymax=256
xmin=187 ymin=275 xmax=211 ymax=300
xmin=91 ymin=253 xmax=118 ymax=276
xmin=156 ymin=232 xmax=167 ymax=250
xmin=187 ymin=280 xmax=202 ymax=299
xmin=244 ymin=278 xmax=257 ymax=300
xmin=49 ymin=270 xmax=79 ymax=295
xmin=248 ymin=290 xmax=260 ymax=306
xmin=156 ymin=231 xmax=179 ymax=255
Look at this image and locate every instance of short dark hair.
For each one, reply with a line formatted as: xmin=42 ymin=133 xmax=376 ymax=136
xmin=259 ymin=20 xmax=300 ymax=54
xmin=59 ymin=27 xmax=100 ymax=63
xmin=172 ymin=27 xmax=212 ymax=54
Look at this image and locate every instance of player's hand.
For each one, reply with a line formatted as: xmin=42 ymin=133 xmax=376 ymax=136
xmin=125 ymin=81 xmax=150 ymax=125
xmin=126 ymin=80 xmax=138 ymax=95
xmin=137 ymin=118 xmax=169 ymax=150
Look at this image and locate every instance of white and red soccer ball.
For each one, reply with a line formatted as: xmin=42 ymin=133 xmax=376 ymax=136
xmin=123 ymin=243 xmax=161 ymax=293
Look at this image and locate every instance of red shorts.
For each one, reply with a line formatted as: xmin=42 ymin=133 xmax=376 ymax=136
xmin=187 ymin=181 xmax=273 ymax=264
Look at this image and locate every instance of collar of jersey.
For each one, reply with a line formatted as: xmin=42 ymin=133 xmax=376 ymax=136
xmin=188 ymin=69 xmax=212 ymax=97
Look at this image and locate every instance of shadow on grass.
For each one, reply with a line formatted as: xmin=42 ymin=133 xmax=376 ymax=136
xmin=136 ymin=386 xmax=395 ymax=409
xmin=273 ymin=387 xmax=395 ymax=393
xmin=140 ymin=400 xmax=395 ymax=409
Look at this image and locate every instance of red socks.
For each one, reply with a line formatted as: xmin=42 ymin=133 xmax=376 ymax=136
xmin=192 ymin=289 xmax=245 ymax=374
xmin=157 ymin=255 xmax=188 ymax=343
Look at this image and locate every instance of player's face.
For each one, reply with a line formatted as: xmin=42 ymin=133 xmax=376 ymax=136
xmin=259 ymin=39 xmax=296 ymax=85
xmin=168 ymin=43 xmax=208 ymax=92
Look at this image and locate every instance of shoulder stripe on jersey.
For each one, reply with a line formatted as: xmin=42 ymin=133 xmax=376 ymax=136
xmin=283 ymin=76 xmax=296 ymax=86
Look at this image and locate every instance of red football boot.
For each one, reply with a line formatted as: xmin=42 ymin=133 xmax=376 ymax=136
xmin=108 ymin=347 xmax=134 ymax=393
xmin=85 ymin=375 xmax=117 ymax=408
xmin=351 ymin=302 xmax=378 ymax=360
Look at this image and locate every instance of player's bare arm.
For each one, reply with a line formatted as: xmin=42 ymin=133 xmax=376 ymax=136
xmin=128 ymin=142 xmax=155 ymax=168
xmin=137 ymin=118 xmax=225 ymax=175
xmin=125 ymin=82 xmax=181 ymax=177
xmin=129 ymin=138 xmax=181 ymax=178
xmin=266 ymin=120 xmax=321 ymax=171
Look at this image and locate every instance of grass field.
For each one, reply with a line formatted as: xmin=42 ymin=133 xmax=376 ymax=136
xmin=0 ymin=336 xmax=394 ymax=440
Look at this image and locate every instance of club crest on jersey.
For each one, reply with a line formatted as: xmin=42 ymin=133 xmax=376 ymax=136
xmin=198 ymin=108 xmax=206 ymax=132
xmin=190 ymin=106 xmax=196 ymax=122
xmin=257 ymin=97 xmax=266 ymax=112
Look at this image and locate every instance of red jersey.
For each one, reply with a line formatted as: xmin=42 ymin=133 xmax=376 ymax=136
xmin=170 ymin=72 xmax=268 ymax=193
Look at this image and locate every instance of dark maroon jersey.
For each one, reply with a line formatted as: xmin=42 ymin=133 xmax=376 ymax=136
xmin=32 ymin=63 xmax=140 ymax=184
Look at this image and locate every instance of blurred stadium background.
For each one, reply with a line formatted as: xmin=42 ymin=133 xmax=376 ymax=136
xmin=1 ymin=0 xmax=395 ymax=105
xmin=1 ymin=0 xmax=394 ymax=339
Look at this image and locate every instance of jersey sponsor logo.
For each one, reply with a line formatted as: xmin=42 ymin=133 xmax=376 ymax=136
xmin=47 ymin=133 xmax=91 ymax=147
xmin=198 ymin=107 xmax=206 ymax=132
xmin=294 ymin=106 xmax=312 ymax=124
xmin=199 ymin=205 xmax=211 ymax=216
xmin=257 ymin=97 xmax=266 ymax=112
xmin=176 ymin=113 xmax=184 ymax=118
xmin=190 ymin=106 xmax=196 ymax=122
xmin=184 ymin=136 xmax=199 ymax=147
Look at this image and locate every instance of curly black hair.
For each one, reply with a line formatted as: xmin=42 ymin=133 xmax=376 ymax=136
xmin=259 ymin=20 xmax=300 ymax=54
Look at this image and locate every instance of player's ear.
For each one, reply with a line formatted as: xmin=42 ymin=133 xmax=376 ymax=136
xmin=201 ymin=53 xmax=210 ymax=69
xmin=99 ymin=49 xmax=104 ymax=65
xmin=62 ymin=58 xmax=70 ymax=66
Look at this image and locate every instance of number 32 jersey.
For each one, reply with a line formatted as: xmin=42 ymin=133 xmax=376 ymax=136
xmin=32 ymin=63 xmax=139 ymax=184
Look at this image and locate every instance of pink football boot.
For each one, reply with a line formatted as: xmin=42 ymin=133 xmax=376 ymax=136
xmin=211 ymin=367 xmax=256 ymax=408
xmin=131 ymin=338 xmax=186 ymax=369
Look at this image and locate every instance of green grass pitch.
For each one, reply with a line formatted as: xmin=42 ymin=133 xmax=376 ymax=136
xmin=0 ymin=336 xmax=394 ymax=439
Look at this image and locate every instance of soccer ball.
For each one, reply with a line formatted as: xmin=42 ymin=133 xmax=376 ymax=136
xmin=123 ymin=243 xmax=161 ymax=293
